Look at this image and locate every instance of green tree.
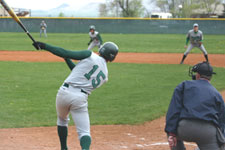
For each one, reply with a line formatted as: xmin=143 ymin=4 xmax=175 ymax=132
xmin=99 ymin=0 xmax=145 ymax=17
xmin=58 ymin=12 xmax=65 ymax=17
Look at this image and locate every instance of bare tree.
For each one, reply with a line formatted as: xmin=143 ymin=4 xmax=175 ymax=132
xmin=99 ymin=3 xmax=108 ymax=17
xmin=143 ymin=0 xmax=155 ymax=17
xmin=143 ymin=8 xmax=151 ymax=18
xmin=153 ymin=0 xmax=202 ymax=17
xmin=98 ymin=0 xmax=145 ymax=17
xmin=156 ymin=0 xmax=169 ymax=12
xmin=152 ymin=0 xmax=223 ymax=17
xmin=200 ymin=0 xmax=223 ymax=15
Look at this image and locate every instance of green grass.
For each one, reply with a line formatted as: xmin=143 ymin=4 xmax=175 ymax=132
xmin=0 ymin=32 xmax=225 ymax=53
xmin=0 ymin=61 xmax=225 ymax=128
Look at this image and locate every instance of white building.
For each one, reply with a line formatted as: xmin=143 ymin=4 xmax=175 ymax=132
xmin=0 ymin=7 xmax=31 ymax=17
xmin=0 ymin=6 xmax=9 ymax=16
xmin=151 ymin=12 xmax=173 ymax=19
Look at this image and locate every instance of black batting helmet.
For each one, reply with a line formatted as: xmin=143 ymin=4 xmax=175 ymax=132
xmin=99 ymin=42 xmax=119 ymax=62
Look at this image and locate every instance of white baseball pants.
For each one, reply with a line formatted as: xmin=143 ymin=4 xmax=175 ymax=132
xmin=184 ymin=44 xmax=208 ymax=55
xmin=56 ymin=85 xmax=90 ymax=139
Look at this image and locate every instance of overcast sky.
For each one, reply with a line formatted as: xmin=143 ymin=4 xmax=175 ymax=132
xmin=6 ymin=0 xmax=152 ymax=10
xmin=4 ymin=0 xmax=156 ymax=17
xmin=6 ymin=0 xmax=106 ymax=10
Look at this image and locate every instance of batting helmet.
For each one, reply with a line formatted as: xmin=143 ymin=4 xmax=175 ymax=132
xmin=189 ymin=61 xmax=216 ymax=80
xmin=89 ymin=25 xmax=95 ymax=30
xmin=99 ymin=42 xmax=119 ymax=62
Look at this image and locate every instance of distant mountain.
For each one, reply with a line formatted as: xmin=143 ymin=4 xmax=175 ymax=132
xmin=76 ymin=2 xmax=100 ymax=17
xmin=31 ymin=3 xmax=102 ymax=17
xmin=56 ymin=3 xmax=70 ymax=9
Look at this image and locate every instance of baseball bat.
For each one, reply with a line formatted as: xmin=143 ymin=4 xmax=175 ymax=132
xmin=0 ymin=0 xmax=36 ymax=43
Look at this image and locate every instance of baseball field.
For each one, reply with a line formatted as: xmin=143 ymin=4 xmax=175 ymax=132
xmin=0 ymin=32 xmax=225 ymax=150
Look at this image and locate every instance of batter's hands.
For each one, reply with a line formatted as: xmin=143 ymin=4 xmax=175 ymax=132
xmin=184 ymin=45 xmax=188 ymax=49
xmin=33 ymin=41 xmax=46 ymax=50
xmin=168 ymin=134 xmax=177 ymax=149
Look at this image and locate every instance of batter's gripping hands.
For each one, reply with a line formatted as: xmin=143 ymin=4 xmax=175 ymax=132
xmin=33 ymin=42 xmax=45 ymax=50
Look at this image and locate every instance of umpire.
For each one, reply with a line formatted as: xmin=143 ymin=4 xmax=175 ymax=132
xmin=165 ymin=62 xmax=225 ymax=150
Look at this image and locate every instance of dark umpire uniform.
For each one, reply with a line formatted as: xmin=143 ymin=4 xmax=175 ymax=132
xmin=165 ymin=62 xmax=225 ymax=150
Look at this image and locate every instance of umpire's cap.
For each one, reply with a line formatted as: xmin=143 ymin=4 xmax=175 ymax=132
xmin=192 ymin=61 xmax=216 ymax=76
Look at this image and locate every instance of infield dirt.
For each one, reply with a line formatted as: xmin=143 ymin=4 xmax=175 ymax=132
xmin=0 ymin=51 xmax=225 ymax=68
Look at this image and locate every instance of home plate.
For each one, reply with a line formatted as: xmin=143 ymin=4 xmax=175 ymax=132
xmin=136 ymin=144 xmax=144 ymax=147
xmin=120 ymin=146 xmax=128 ymax=149
xmin=150 ymin=142 xmax=197 ymax=146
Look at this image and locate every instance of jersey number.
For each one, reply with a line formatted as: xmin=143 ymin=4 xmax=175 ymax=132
xmin=84 ymin=65 xmax=106 ymax=88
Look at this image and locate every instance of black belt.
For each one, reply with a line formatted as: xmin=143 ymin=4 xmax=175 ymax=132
xmin=63 ymin=83 xmax=69 ymax=88
xmin=63 ymin=83 xmax=88 ymax=95
xmin=81 ymin=89 xmax=88 ymax=95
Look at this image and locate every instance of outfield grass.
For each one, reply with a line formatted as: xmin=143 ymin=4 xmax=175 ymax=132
xmin=0 ymin=32 xmax=225 ymax=53
xmin=0 ymin=61 xmax=225 ymax=128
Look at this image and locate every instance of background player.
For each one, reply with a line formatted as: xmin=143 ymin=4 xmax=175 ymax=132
xmin=33 ymin=41 xmax=119 ymax=150
xmin=40 ymin=20 xmax=47 ymax=38
xmin=87 ymin=25 xmax=103 ymax=50
xmin=165 ymin=62 xmax=225 ymax=150
xmin=180 ymin=23 xmax=208 ymax=64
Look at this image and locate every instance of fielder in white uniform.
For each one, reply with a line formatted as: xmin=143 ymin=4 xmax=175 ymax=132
xmin=88 ymin=25 xmax=103 ymax=50
xmin=180 ymin=23 xmax=208 ymax=64
xmin=32 ymin=41 xmax=119 ymax=150
xmin=40 ymin=20 xmax=47 ymax=38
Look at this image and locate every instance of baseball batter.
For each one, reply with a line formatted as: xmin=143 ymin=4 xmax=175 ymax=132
xmin=33 ymin=41 xmax=119 ymax=150
xmin=165 ymin=62 xmax=225 ymax=150
xmin=87 ymin=25 xmax=103 ymax=50
xmin=180 ymin=23 xmax=208 ymax=64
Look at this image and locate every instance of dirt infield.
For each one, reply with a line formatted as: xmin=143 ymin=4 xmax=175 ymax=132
xmin=0 ymin=51 xmax=225 ymax=150
xmin=0 ymin=51 xmax=225 ymax=67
